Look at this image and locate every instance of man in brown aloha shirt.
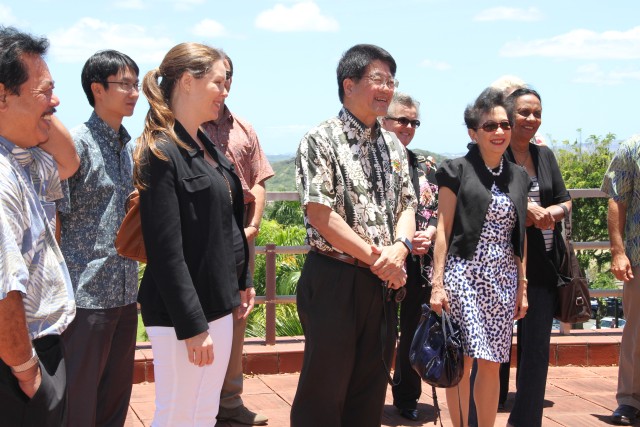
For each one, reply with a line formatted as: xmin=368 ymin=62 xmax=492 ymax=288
xmin=291 ymin=44 xmax=416 ymax=427
xmin=202 ymin=54 xmax=273 ymax=427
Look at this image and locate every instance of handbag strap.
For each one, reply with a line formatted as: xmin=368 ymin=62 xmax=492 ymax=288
xmin=380 ymin=285 xmax=401 ymax=386
xmin=559 ymin=204 xmax=572 ymax=241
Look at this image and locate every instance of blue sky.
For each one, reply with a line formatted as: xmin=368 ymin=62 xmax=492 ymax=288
xmin=3 ymin=0 xmax=639 ymax=156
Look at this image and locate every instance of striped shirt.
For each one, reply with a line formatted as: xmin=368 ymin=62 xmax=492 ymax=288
xmin=528 ymin=176 xmax=554 ymax=251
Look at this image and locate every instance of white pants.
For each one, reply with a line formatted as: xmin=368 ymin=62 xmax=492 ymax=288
xmin=148 ymin=314 xmax=233 ymax=427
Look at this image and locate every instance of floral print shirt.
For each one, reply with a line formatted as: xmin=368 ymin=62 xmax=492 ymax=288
xmin=57 ymin=112 xmax=138 ymax=309
xmin=0 ymin=136 xmax=76 ymax=339
xmin=601 ymin=134 xmax=640 ymax=267
xmin=296 ymin=108 xmax=417 ymax=251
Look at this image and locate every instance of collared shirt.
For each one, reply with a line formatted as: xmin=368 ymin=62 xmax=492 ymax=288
xmin=296 ymin=107 xmax=417 ymax=251
xmin=0 ymin=136 xmax=75 ymax=339
xmin=601 ymin=134 xmax=640 ymax=267
xmin=202 ymin=106 xmax=274 ymax=204
xmin=57 ymin=112 xmax=138 ymax=309
xmin=11 ymin=145 xmax=63 ymax=232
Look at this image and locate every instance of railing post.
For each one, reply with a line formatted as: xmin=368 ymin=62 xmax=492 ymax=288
xmin=265 ymin=243 xmax=277 ymax=346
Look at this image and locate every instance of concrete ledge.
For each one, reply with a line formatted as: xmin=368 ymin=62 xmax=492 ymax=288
xmin=133 ymin=330 xmax=622 ymax=383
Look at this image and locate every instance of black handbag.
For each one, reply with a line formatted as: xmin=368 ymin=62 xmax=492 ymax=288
xmin=554 ymin=205 xmax=592 ymax=323
xmin=409 ymin=304 xmax=464 ymax=388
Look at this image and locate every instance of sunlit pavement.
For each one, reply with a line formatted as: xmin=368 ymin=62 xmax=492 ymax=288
xmin=126 ymin=365 xmax=624 ymax=427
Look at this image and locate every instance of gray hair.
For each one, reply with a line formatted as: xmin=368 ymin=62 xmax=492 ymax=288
xmin=388 ymin=91 xmax=420 ymax=116
xmin=490 ymin=75 xmax=527 ymax=96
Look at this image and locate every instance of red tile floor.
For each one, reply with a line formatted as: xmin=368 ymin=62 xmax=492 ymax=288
xmin=126 ymin=365 xmax=627 ymax=427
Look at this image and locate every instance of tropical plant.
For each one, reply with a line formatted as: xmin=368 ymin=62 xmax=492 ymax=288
xmin=554 ymin=133 xmax=617 ymax=323
xmin=246 ymin=218 xmax=307 ymax=337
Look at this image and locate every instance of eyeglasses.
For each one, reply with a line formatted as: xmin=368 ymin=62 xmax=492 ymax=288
xmin=106 ymin=81 xmax=141 ymax=93
xmin=386 ymin=116 xmax=421 ymax=128
xmin=366 ymin=74 xmax=398 ymax=90
xmin=478 ymin=120 xmax=511 ymax=132
xmin=225 ymin=70 xmax=232 ymax=81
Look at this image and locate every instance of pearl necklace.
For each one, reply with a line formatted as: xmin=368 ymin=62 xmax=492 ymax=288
xmin=485 ymin=157 xmax=504 ymax=177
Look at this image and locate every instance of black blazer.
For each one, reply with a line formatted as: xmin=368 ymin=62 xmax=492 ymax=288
xmin=505 ymin=144 xmax=571 ymax=287
xmin=137 ymin=121 xmax=249 ymax=340
xmin=436 ymin=144 xmax=530 ymax=260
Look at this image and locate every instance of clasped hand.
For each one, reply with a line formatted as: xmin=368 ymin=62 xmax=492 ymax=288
xmin=370 ymin=244 xmax=407 ymax=289
xmin=411 ymin=230 xmax=433 ymax=255
xmin=526 ymin=204 xmax=555 ymax=230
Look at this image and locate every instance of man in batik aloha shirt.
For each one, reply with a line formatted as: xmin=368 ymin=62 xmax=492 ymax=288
xmin=382 ymin=91 xmax=438 ymax=422
xmin=291 ymin=44 xmax=417 ymax=427
xmin=602 ymin=134 xmax=640 ymax=426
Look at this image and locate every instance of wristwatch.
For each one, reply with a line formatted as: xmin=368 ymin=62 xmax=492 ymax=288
xmin=394 ymin=236 xmax=413 ymax=253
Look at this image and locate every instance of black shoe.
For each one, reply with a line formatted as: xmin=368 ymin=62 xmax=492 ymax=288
xmin=399 ymin=408 xmax=419 ymax=421
xmin=612 ymin=404 xmax=640 ymax=425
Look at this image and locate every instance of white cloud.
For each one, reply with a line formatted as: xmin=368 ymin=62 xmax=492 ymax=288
xmin=473 ymin=7 xmax=542 ymax=22
xmin=112 ymin=0 xmax=203 ymax=11
xmin=113 ymin=0 xmax=145 ymax=10
xmin=170 ymin=0 xmax=205 ymax=11
xmin=574 ymin=63 xmax=640 ymax=85
xmin=501 ymin=26 xmax=640 ymax=59
xmin=192 ymin=19 xmax=227 ymax=38
xmin=419 ymin=59 xmax=451 ymax=71
xmin=48 ymin=18 xmax=174 ymax=64
xmin=255 ymin=1 xmax=339 ymax=32
xmin=0 ymin=4 xmax=25 ymax=26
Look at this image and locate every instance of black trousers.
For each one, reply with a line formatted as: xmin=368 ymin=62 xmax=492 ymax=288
xmin=63 ymin=303 xmax=138 ymax=427
xmin=291 ymin=251 xmax=397 ymax=427
xmin=392 ymin=254 xmax=431 ymax=410
xmin=509 ymin=282 xmax=557 ymax=427
xmin=0 ymin=335 xmax=67 ymax=427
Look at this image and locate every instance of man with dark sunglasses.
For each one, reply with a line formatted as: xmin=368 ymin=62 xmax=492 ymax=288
xmin=383 ymin=92 xmax=439 ymax=421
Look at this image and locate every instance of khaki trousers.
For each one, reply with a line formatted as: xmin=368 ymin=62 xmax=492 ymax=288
xmin=617 ymin=266 xmax=640 ymax=409
xmin=219 ymin=228 xmax=256 ymax=410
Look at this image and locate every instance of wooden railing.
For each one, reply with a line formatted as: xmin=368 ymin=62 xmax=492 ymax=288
xmin=256 ymin=189 xmax=619 ymax=344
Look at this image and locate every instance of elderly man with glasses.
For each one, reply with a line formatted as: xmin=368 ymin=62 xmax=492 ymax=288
xmin=0 ymin=26 xmax=78 ymax=426
xmin=291 ymin=44 xmax=417 ymax=427
xmin=382 ymin=92 xmax=438 ymax=422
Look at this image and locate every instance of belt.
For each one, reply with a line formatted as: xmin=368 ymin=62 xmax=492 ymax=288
xmin=310 ymin=247 xmax=371 ymax=269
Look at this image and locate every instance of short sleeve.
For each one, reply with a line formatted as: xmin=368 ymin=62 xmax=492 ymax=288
xmin=601 ymin=142 xmax=635 ymax=205
xmin=0 ymin=169 xmax=29 ymax=299
xmin=295 ymin=132 xmax=336 ymax=209
xmin=56 ymin=137 xmax=86 ymax=214
xmin=435 ymin=159 xmax=461 ymax=195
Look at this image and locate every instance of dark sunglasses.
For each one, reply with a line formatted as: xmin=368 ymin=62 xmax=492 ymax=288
xmin=478 ymin=120 xmax=511 ymax=132
xmin=386 ymin=116 xmax=421 ymax=128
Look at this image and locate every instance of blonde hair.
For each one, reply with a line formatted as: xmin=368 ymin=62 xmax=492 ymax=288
xmin=133 ymin=42 xmax=223 ymax=189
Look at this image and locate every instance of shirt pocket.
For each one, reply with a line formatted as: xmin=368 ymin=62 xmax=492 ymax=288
xmin=182 ymin=175 xmax=211 ymax=193
xmin=181 ymin=175 xmax=212 ymax=225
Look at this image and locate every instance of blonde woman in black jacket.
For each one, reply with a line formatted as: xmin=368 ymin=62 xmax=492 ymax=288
xmin=133 ymin=43 xmax=250 ymax=427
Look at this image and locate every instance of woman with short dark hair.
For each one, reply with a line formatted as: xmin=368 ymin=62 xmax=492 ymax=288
xmin=430 ymin=87 xmax=530 ymax=427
